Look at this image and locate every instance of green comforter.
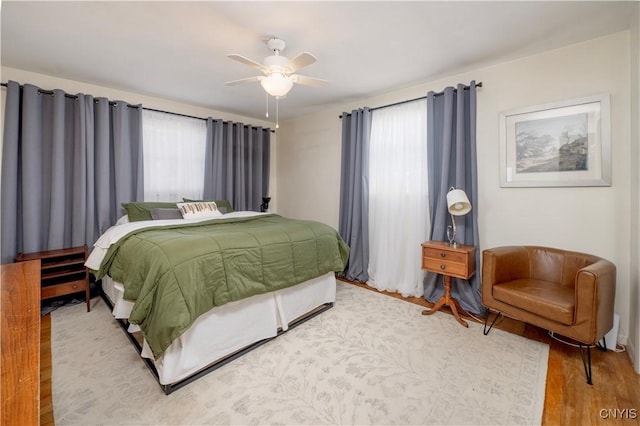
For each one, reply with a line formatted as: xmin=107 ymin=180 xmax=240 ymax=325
xmin=95 ymin=214 xmax=349 ymax=359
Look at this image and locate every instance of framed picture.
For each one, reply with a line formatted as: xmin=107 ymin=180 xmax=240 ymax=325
xmin=499 ymin=94 xmax=611 ymax=187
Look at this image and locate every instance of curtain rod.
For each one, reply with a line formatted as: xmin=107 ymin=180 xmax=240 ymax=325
xmin=143 ymin=107 xmax=276 ymax=133
xmin=1 ymin=81 xmax=134 ymax=105
xmin=339 ymin=81 xmax=482 ymax=119
xmin=1 ymin=82 xmax=275 ymax=133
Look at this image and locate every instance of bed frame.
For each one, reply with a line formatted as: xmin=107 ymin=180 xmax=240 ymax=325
xmin=100 ymin=286 xmax=333 ymax=395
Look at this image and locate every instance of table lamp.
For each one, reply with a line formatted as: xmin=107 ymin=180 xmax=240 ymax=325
xmin=446 ymin=187 xmax=471 ymax=247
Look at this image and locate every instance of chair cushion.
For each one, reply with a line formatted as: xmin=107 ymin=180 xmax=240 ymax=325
xmin=493 ymin=279 xmax=575 ymax=325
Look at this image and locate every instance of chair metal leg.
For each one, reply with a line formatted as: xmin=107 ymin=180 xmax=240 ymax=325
xmin=596 ymin=337 xmax=607 ymax=352
xmin=579 ymin=343 xmax=593 ymax=385
xmin=483 ymin=311 xmax=503 ymax=336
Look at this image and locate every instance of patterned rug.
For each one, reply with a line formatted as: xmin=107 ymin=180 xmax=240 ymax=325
xmin=51 ymin=282 xmax=548 ymax=425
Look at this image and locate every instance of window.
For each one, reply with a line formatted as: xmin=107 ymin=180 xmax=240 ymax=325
xmin=142 ymin=110 xmax=206 ymax=201
xmin=367 ymin=100 xmax=429 ymax=297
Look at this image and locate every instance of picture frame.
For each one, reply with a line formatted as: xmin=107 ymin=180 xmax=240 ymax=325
xmin=499 ymin=94 xmax=611 ymax=187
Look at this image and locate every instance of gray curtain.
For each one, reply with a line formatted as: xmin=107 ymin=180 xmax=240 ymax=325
xmin=203 ymin=118 xmax=270 ymax=211
xmin=1 ymin=81 xmax=143 ymax=264
xmin=338 ymin=108 xmax=372 ymax=282
xmin=423 ymin=81 xmax=485 ymax=316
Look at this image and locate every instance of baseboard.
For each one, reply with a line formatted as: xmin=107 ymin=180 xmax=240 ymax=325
xmin=625 ymin=333 xmax=639 ymax=374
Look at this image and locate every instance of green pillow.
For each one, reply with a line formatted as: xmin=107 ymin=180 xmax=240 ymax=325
xmin=182 ymin=198 xmax=234 ymax=213
xmin=122 ymin=201 xmax=180 ymax=222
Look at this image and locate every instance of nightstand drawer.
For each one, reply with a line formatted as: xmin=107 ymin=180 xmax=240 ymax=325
xmin=422 ymin=247 xmax=467 ymax=263
xmin=422 ymin=258 xmax=468 ymax=278
xmin=41 ymin=279 xmax=88 ymax=299
xmin=421 ymin=241 xmax=476 ymax=280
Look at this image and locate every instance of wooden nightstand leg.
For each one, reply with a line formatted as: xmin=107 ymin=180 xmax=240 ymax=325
xmin=422 ymin=275 xmax=470 ymax=328
xmin=421 ymin=296 xmax=446 ymax=316
xmin=449 ymin=298 xmax=469 ymax=328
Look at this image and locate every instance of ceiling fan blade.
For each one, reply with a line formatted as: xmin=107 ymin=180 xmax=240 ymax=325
xmin=285 ymin=52 xmax=317 ymax=73
xmin=227 ymin=54 xmax=266 ymax=72
xmin=291 ymin=74 xmax=329 ymax=87
xmin=224 ymin=76 xmax=263 ymax=86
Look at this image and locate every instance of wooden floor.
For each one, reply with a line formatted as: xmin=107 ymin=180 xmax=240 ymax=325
xmin=40 ymin=283 xmax=640 ymax=425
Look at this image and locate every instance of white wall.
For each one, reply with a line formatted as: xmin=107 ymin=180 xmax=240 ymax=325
xmin=277 ymin=108 xmax=343 ymax=226
xmin=0 ymin=66 xmax=279 ymax=211
xmin=277 ymin=31 xmax=637 ymax=359
xmin=629 ymin=3 xmax=640 ymax=373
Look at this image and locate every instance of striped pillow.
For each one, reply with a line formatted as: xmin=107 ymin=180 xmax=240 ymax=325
xmin=176 ymin=201 xmax=223 ymax=219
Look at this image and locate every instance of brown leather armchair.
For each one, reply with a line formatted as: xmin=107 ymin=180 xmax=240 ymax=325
xmin=482 ymin=246 xmax=616 ymax=384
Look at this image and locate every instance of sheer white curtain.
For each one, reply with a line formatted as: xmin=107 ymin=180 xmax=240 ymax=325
xmin=367 ymin=100 xmax=429 ymax=297
xmin=142 ymin=110 xmax=207 ymax=201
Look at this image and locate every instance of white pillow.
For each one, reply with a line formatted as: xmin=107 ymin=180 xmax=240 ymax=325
xmin=177 ymin=201 xmax=224 ymax=219
xmin=115 ymin=215 xmax=130 ymax=226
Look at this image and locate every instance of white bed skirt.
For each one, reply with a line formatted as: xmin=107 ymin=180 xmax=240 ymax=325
xmin=101 ymin=273 xmax=337 ymax=385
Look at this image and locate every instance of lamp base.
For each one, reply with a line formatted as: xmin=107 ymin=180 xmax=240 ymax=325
xmin=446 ymin=224 xmax=458 ymax=248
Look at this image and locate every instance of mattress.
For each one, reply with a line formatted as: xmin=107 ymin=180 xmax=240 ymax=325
xmin=101 ymin=272 xmax=337 ymax=385
xmin=88 ymin=211 xmax=348 ymax=360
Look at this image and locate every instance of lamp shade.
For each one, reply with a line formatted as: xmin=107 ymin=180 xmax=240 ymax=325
xmin=260 ymin=72 xmax=293 ymax=97
xmin=446 ymin=189 xmax=472 ymax=216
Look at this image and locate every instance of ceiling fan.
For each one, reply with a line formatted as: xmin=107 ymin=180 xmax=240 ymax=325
xmin=225 ymin=38 xmax=328 ymax=98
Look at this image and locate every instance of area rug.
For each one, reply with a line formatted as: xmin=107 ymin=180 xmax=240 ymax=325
xmin=51 ymin=282 xmax=548 ymax=425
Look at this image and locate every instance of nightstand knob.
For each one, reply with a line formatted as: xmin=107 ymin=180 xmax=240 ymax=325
xmin=440 ymin=264 xmax=446 ymax=270
xmin=440 ymin=252 xmax=446 ymax=258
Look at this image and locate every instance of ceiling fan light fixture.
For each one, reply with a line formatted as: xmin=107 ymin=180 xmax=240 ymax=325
xmin=260 ymin=72 xmax=293 ymax=97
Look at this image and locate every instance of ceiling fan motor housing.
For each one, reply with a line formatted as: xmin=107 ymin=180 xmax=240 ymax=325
xmin=264 ymin=54 xmax=289 ymax=74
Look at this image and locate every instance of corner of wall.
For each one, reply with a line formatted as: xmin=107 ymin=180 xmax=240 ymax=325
xmin=629 ymin=2 xmax=640 ymax=374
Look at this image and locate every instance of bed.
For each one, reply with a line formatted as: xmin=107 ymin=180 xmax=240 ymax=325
xmin=86 ymin=207 xmax=349 ymax=394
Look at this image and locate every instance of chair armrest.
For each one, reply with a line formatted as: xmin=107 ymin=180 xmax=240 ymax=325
xmin=482 ymin=246 xmax=531 ymax=284
xmin=574 ymin=259 xmax=617 ymax=342
xmin=482 ymin=246 xmax=530 ymax=303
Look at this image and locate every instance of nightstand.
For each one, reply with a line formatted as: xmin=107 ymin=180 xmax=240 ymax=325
xmin=15 ymin=245 xmax=90 ymax=312
xmin=421 ymin=240 xmax=475 ymax=327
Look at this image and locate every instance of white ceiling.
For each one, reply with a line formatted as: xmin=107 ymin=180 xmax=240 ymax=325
xmin=1 ymin=1 xmax=636 ymax=121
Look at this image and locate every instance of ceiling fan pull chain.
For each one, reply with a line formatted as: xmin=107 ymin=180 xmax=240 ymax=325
xmin=265 ymin=92 xmax=269 ymax=118
xmin=276 ymin=97 xmax=280 ymax=129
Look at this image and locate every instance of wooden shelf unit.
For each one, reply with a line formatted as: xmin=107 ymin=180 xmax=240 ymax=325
xmin=16 ymin=245 xmax=91 ymax=312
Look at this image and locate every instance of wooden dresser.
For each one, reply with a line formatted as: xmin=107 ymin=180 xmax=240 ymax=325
xmin=1 ymin=260 xmax=41 ymax=425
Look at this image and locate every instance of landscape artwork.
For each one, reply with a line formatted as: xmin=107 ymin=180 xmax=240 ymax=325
xmin=515 ymin=113 xmax=588 ymax=173
xmin=499 ymin=94 xmax=610 ymax=187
